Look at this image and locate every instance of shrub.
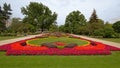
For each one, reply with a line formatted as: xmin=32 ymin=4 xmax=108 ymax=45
xmin=90 ymin=41 xmax=97 ymax=46
xmin=20 ymin=42 xmax=27 ymax=46
xmin=41 ymin=43 xmax=57 ymax=48
xmin=93 ymin=29 xmax=104 ymax=36
xmin=112 ymin=21 xmax=120 ymax=33
xmin=65 ymin=43 xmax=78 ymax=48
xmin=103 ymin=27 xmax=116 ymax=38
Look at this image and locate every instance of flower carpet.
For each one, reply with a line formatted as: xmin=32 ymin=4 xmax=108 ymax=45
xmin=0 ymin=33 xmax=120 ymax=56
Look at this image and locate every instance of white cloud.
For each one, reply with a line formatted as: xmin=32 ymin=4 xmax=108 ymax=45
xmin=0 ymin=0 xmax=120 ymax=25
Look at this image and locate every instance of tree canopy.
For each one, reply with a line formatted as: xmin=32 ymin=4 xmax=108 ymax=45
xmin=0 ymin=2 xmax=119 ymax=38
xmin=8 ymin=18 xmax=34 ymax=35
xmin=112 ymin=21 xmax=120 ymax=33
xmin=64 ymin=10 xmax=86 ymax=34
xmin=21 ymin=2 xmax=57 ymax=32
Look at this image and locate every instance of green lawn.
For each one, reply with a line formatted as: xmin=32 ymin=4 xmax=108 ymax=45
xmin=27 ymin=37 xmax=89 ymax=46
xmin=0 ymin=51 xmax=120 ymax=68
xmin=99 ymin=38 xmax=120 ymax=43
xmin=0 ymin=36 xmax=22 ymax=41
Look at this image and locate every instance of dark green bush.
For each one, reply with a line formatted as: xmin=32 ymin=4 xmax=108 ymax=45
xmin=20 ymin=42 xmax=27 ymax=46
xmin=41 ymin=43 xmax=57 ymax=48
xmin=65 ymin=43 xmax=78 ymax=48
xmin=103 ymin=27 xmax=115 ymax=38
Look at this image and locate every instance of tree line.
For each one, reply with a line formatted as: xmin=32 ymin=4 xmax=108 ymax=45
xmin=59 ymin=9 xmax=120 ymax=38
xmin=0 ymin=2 xmax=120 ymax=38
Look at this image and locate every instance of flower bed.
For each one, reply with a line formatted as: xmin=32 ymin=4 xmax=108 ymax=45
xmin=0 ymin=33 xmax=120 ymax=56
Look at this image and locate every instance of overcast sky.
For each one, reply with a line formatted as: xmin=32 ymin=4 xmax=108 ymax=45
xmin=0 ymin=0 xmax=120 ymax=25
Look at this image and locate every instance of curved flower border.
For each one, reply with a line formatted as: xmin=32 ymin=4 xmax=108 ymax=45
xmin=0 ymin=34 xmax=120 ymax=56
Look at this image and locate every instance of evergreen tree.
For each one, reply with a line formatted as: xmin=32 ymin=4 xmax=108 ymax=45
xmin=0 ymin=3 xmax=12 ymax=32
xmin=88 ymin=9 xmax=104 ymax=35
xmin=89 ymin=9 xmax=98 ymax=24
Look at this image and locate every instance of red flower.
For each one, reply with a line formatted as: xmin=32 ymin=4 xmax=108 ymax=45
xmin=55 ymin=42 xmax=66 ymax=46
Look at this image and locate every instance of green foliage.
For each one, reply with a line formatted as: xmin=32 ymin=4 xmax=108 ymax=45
xmin=88 ymin=9 xmax=104 ymax=35
xmin=64 ymin=10 xmax=86 ymax=34
xmin=21 ymin=2 xmax=57 ymax=32
xmin=89 ymin=9 xmax=98 ymax=24
xmin=92 ymin=22 xmax=120 ymax=38
xmin=93 ymin=29 xmax=104 ymax=36
xmin=112 ymin=21 xmax=120 ymax=33
xmin=58 ymin=9 xmax=119 ymax=38
xmin=59 ymin=25 xmax=65 ymax=32
xmin=62 ymin=9 xmax=105 ymax=36
xmin=49 ymin=23 xmax=59 ymax=32
xmin=2 ymin=3 xmax=12 ymax=20
xmin=8 ymin=18 xmax=34 ymax=35
xmin=0 ymin=20 xmax=6 ymax=32
xmin=0 ymin=3 xmax=12 ymax=32
xmin=103 ymin=26 xmax=115 ymax=38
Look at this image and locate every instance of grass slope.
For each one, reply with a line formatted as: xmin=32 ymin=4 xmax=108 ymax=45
xmin=100 ymin=38 xmax=120 ymax=43
xmin=27 ymin=37 xmax=89 ymax=46
xmin=0 ymin=36 xmax=21 ymax=41
xmin=0 ymin=52 xmax=120 ymax=68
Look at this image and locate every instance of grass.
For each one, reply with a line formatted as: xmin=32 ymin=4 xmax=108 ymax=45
xmin=0 ymin=36 xmax=21 ymax=41
xmin=27 ymin=37 xmax=89 ymax=46
xmin=0 ymin=51 xmax=120 ymax=68
xmin=90 ymin=36 xmax=120 ymax=43
xmin=99 ymin=38 xmax=120 ymax=43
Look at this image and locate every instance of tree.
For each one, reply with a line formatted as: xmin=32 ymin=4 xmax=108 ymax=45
xmin=100 ymin=22 xmax=118 ymax=38
xmin=8 ymin=18 xmax=34 ymax=35
xmin=0 ymin=7 xmax=6 ymax=32
xmin=88 ymin=9 xmax=104 ymax=35
xmin=11 ymin=18 xmax=21 ymax=23
xmin=0 ymin=3 xmax=12 ymax=33
xmin=49 ymin=23 xmax=58 ymax=32
xmin=3 ymin=3 xmax=12 ymax=22
xmin=103 ymin=26 xmax=115 ymax=38
xmin=64 ymin=10 xmax=86 ymax=34
xmin=104 ymin=22 xmax=112 ymax=27
xmin=21 ymin=2 xmax=57 ymax=32
xmin=59 ymin=25 xmax=65 ymax=32
xmin=112 ymin=21 xmax=120 ymax=33
xmin=78 ymin=25 xmax=90 ymax=35
xmin=89 ymin=9 xmax=98 ymax=24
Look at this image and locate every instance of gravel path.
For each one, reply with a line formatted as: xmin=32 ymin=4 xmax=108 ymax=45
xmin=0 ymin=34 xmax=41 ymax=46
xmin=73 ymin=34 xmax=120 ymax=48
xmin=0 ymin=34 xmax=120 ymax=48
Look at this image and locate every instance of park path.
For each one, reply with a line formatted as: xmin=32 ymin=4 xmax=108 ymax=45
xmin=0 ymin=34 xmax=120 ymax=48
xmin=0 ymin=34 xmax=41 ymax=46
xmin=73 ymin=34 xmax=120 ymax=48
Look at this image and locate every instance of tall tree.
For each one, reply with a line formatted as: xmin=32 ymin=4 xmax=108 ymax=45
xmin=89 ymin=9 xmax=98 ymax=24
xmin=88 ymin=9 xmax=104 ymax=35
xmin=0 ymin=3 xmax=12 ymax=32
xmin=0 ymin=6 xmax=5 ymax=32
xmin=3 ymin=3 xmax=12 ymax=21
xmin=21 ymin=2 xmax=57 ymax=32
xmin=64 ymin=10 xmax=86 ymax=34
